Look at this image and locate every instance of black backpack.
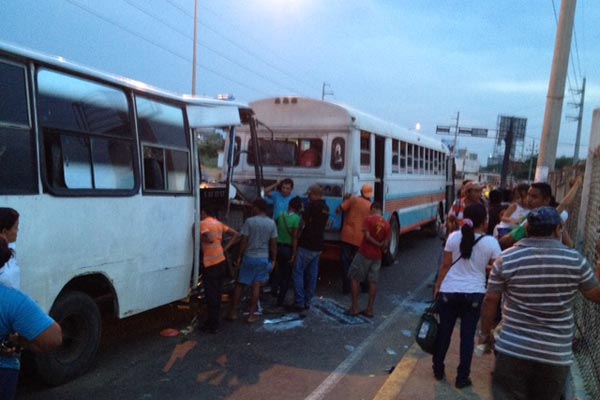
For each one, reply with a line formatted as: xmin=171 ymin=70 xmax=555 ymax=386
xmin=415 ymin=302 xmax=439 ymax=355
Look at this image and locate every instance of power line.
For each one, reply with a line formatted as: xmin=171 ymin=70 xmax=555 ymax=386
xmin=63 ymin=0 xmax=272 ymax=96
xmin=166 ymin=0 xmax=319 ymax=93
xmin=121 ymin=0 xmax=304 ymax=94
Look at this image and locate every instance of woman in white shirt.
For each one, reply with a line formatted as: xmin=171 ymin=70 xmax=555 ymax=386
xmin=433 ymin=203 xmax=501 ymax=389
xmin=0 ymin=208 xmax=20 ymax=289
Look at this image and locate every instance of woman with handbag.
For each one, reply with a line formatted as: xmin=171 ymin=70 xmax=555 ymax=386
xmin=432 ymin=203 xmax=501 ymax=389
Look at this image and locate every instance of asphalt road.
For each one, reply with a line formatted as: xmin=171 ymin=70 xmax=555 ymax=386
xmin=18 ymin=231 xmax=442 ymax=400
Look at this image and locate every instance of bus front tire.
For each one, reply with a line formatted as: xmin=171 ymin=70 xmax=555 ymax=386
xmin=35 ymin=290 xmax=102 ymax=386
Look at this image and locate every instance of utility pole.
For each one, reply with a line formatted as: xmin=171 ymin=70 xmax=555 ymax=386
xmin=500 ymin=117 xmax=514 ymax=188
xmin=321 ymin=82 xmax=333 ymax=100
xmin=567 ymin=77 xmax=586 ymax=164
xmin=535 ymin=0 xmax=577 ymax=182
xmin=527 ymin=138 xmax=537 ymax=184
xmin=191 ymin=0 xmax=198 ymax=96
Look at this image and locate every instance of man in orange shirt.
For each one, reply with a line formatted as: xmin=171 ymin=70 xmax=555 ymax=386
xmin=336 ymin=183 xmax=373 ymax=293
xmin=199 ymin=208 xmax=239 ymax=334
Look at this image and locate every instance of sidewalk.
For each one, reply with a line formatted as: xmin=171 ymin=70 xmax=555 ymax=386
xmin=374 ymin=328 xmax=494 ymax=400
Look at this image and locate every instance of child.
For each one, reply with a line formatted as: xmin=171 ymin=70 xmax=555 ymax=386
xmin=494 ymin=183 xmax=529 ymax=238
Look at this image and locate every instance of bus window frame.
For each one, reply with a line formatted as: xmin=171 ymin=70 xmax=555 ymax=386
xmin=36 ymin=66 xmax=139 ymax=197
xmin=136 ymin=94 xmax=192 ymax=196
xmin=0 ymin=57 xmax=38 ymax=195
xmin=330 ymin=136 xmax=345 ymax=172
xmin=360 ymin=130 xmax=371 ymax=173
xmin=391 ymin=139 xmax=399 ymax=174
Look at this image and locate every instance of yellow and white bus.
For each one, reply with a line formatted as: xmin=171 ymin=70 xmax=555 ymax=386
xmin=231 ymin=97 xmax=449 ymax=263
xmin=0 ymin=41 xmax=251 ymax=384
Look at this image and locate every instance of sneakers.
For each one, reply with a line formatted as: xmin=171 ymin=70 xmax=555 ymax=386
xmin=455 ymin=377 xmax=472 ymax=389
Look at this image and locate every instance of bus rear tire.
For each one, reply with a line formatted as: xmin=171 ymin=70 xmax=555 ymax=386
xmin=383 ymin=215 xmax=400 ymax=266
xmin=35 ymin=290 xmax=102 ymax=386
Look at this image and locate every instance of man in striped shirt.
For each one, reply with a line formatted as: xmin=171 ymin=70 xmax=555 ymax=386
xmin=480 ymin=206 xmax=600 ymax=400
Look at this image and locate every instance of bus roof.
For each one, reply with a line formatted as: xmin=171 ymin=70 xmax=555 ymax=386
xmin=249 ymin=97 xmax=449 ymax=153
xmin=0 ymin=40 xmax=248 ymax=113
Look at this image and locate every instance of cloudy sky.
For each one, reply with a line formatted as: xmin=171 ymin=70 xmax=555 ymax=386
xmin=2 ymin=0 xmax=599 ymax=166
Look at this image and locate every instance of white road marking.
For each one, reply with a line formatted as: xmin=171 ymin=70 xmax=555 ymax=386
xmin=304 ymin=272 xmax=435 ymax=400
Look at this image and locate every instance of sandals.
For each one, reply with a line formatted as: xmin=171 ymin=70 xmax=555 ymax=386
xmin=246 ymin=314 xmax=259 ymax=324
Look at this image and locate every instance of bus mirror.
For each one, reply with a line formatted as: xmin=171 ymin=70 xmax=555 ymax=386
xmin=217 ymin=151 xmax=224 ymax=168
xmin=229 ymin=184 xmax=237 ymax=199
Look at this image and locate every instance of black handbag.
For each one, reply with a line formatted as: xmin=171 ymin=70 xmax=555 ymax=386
xmin=415 ymin=301 xmax=439 ymax=354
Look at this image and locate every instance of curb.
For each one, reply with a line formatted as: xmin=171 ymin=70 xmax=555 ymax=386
xmin=373 ymin=342 xmax=423 ymax=400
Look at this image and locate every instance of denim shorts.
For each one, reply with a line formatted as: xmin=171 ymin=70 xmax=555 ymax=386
xmin=238 ymin=256 xmax=272 ymax=285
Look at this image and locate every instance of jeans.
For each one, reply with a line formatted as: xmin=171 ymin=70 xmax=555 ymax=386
xmin=203 ymin=260 xmax=226 ymax=329
xmin=0 ymin=367 xmax=19 ymax=400
xmin=341 ymin=242 xmax=358 ymax=292
xmin=432 ymin=292 xmax=484 ymax=382
xmin=293 ymin=247 xmax=321 ymax=308
xmin=492 ymin=352 xmax=569 ymax=400
xmin=275 ymin=244 xmax=293 ymax=306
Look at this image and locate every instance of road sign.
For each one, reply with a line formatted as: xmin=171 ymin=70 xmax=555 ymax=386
xmin=471 ymin=128 xmax=488 ymax=137
xmin=436 ymin=125 xmax=451 ymax=134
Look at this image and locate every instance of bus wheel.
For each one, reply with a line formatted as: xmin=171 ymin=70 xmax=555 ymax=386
xmin=35 ymin=291 xmax=102 ymax=385
xmin=383 ymin=216 xmax=400 ymax=266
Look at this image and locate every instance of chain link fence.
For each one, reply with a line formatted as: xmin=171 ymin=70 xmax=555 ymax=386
xmin=549 ymin=109 xmax=600 ymax=399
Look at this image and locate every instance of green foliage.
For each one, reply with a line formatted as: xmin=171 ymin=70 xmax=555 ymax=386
xmin=198 ymin=132 xmax=225 ymax=168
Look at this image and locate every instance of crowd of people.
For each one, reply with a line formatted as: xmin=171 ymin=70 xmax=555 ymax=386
xmin=5 ymin=173 xmax=600 ymax=399
xmin=199 ymin=178 xmax=390 ymax=329
xmin=432 ymin=178 xmax=600 ymax=399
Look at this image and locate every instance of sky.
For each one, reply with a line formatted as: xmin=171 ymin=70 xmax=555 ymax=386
xmin=2 ymin=0 xmax=599 ymax=167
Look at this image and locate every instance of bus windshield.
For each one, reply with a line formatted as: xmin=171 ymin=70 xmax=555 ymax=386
xmin=247 ymin=137 xmax=322 ymax=167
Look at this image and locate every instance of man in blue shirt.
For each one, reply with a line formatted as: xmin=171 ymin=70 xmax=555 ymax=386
xmin=265 ymin=178 xmax=295 ymax=220
xmin=1 ymin=239 xmax=62 ymax=399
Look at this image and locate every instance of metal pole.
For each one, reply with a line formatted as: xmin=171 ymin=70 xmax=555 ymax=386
xmin=501 ymin=117 xmax=514 ymax=188
xmin=192 ymin=0 xmax=198 ymax=96
xmin=451 ymin=112 xmax=459 ymax=201
xmin=528 ymin=138 xmax=535 ymax=184
xmin=573 ymin=77 xmax=586 ymax=164
xmin=535 ymin=0 xmax=577 ymax=182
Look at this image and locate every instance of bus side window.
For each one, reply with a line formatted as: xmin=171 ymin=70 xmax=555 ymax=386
xmin=137 ymin=96 xmax=190 ymax=193
xmin=0 ymin=60 xmax=37 ymax=194
xmin=400 ymin=141 xmax=407 ymax=173
xmin=37 ymin=68 xmax=135 ymax=193
xmin=298 ymin=139 xmax=322 ymax=167
xmin=407 ymin=143 xmax=413 ymax=174
xmin=143 ymin=146 xmax=165 ymax=190
xmin=330 ymin=137 xmax=344 ymax=170
xmin=360 ymin=131 xmax=370 ymax=172
xmin=391 ymin=139 xmax=399 ymax=173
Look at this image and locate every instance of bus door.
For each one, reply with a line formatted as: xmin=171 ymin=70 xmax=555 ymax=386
xmin=374 ymin=135 xmax=385 ymax=203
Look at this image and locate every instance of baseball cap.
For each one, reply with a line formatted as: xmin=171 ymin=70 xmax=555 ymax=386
xmin=463 ymin=181 xmax=484 ymax=193
xmin=361 ymin=184 xmax=374 ymax=198
xmin=305 ymin=184 xmax=323 ymax=196
xmin=527 ymin=206 xmax=562 ymax=228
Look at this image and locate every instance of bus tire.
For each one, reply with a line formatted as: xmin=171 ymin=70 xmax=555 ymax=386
xmin=383 ymin=215 xmax=400 ymax=266
xmin=35 ymin=290 xmax=102 ymax=386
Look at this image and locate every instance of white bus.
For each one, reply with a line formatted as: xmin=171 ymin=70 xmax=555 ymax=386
xmin=0 ymin=42 xmax=252 ymax=384
xmin=231 ymin=97 xmax=449 ymax=262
